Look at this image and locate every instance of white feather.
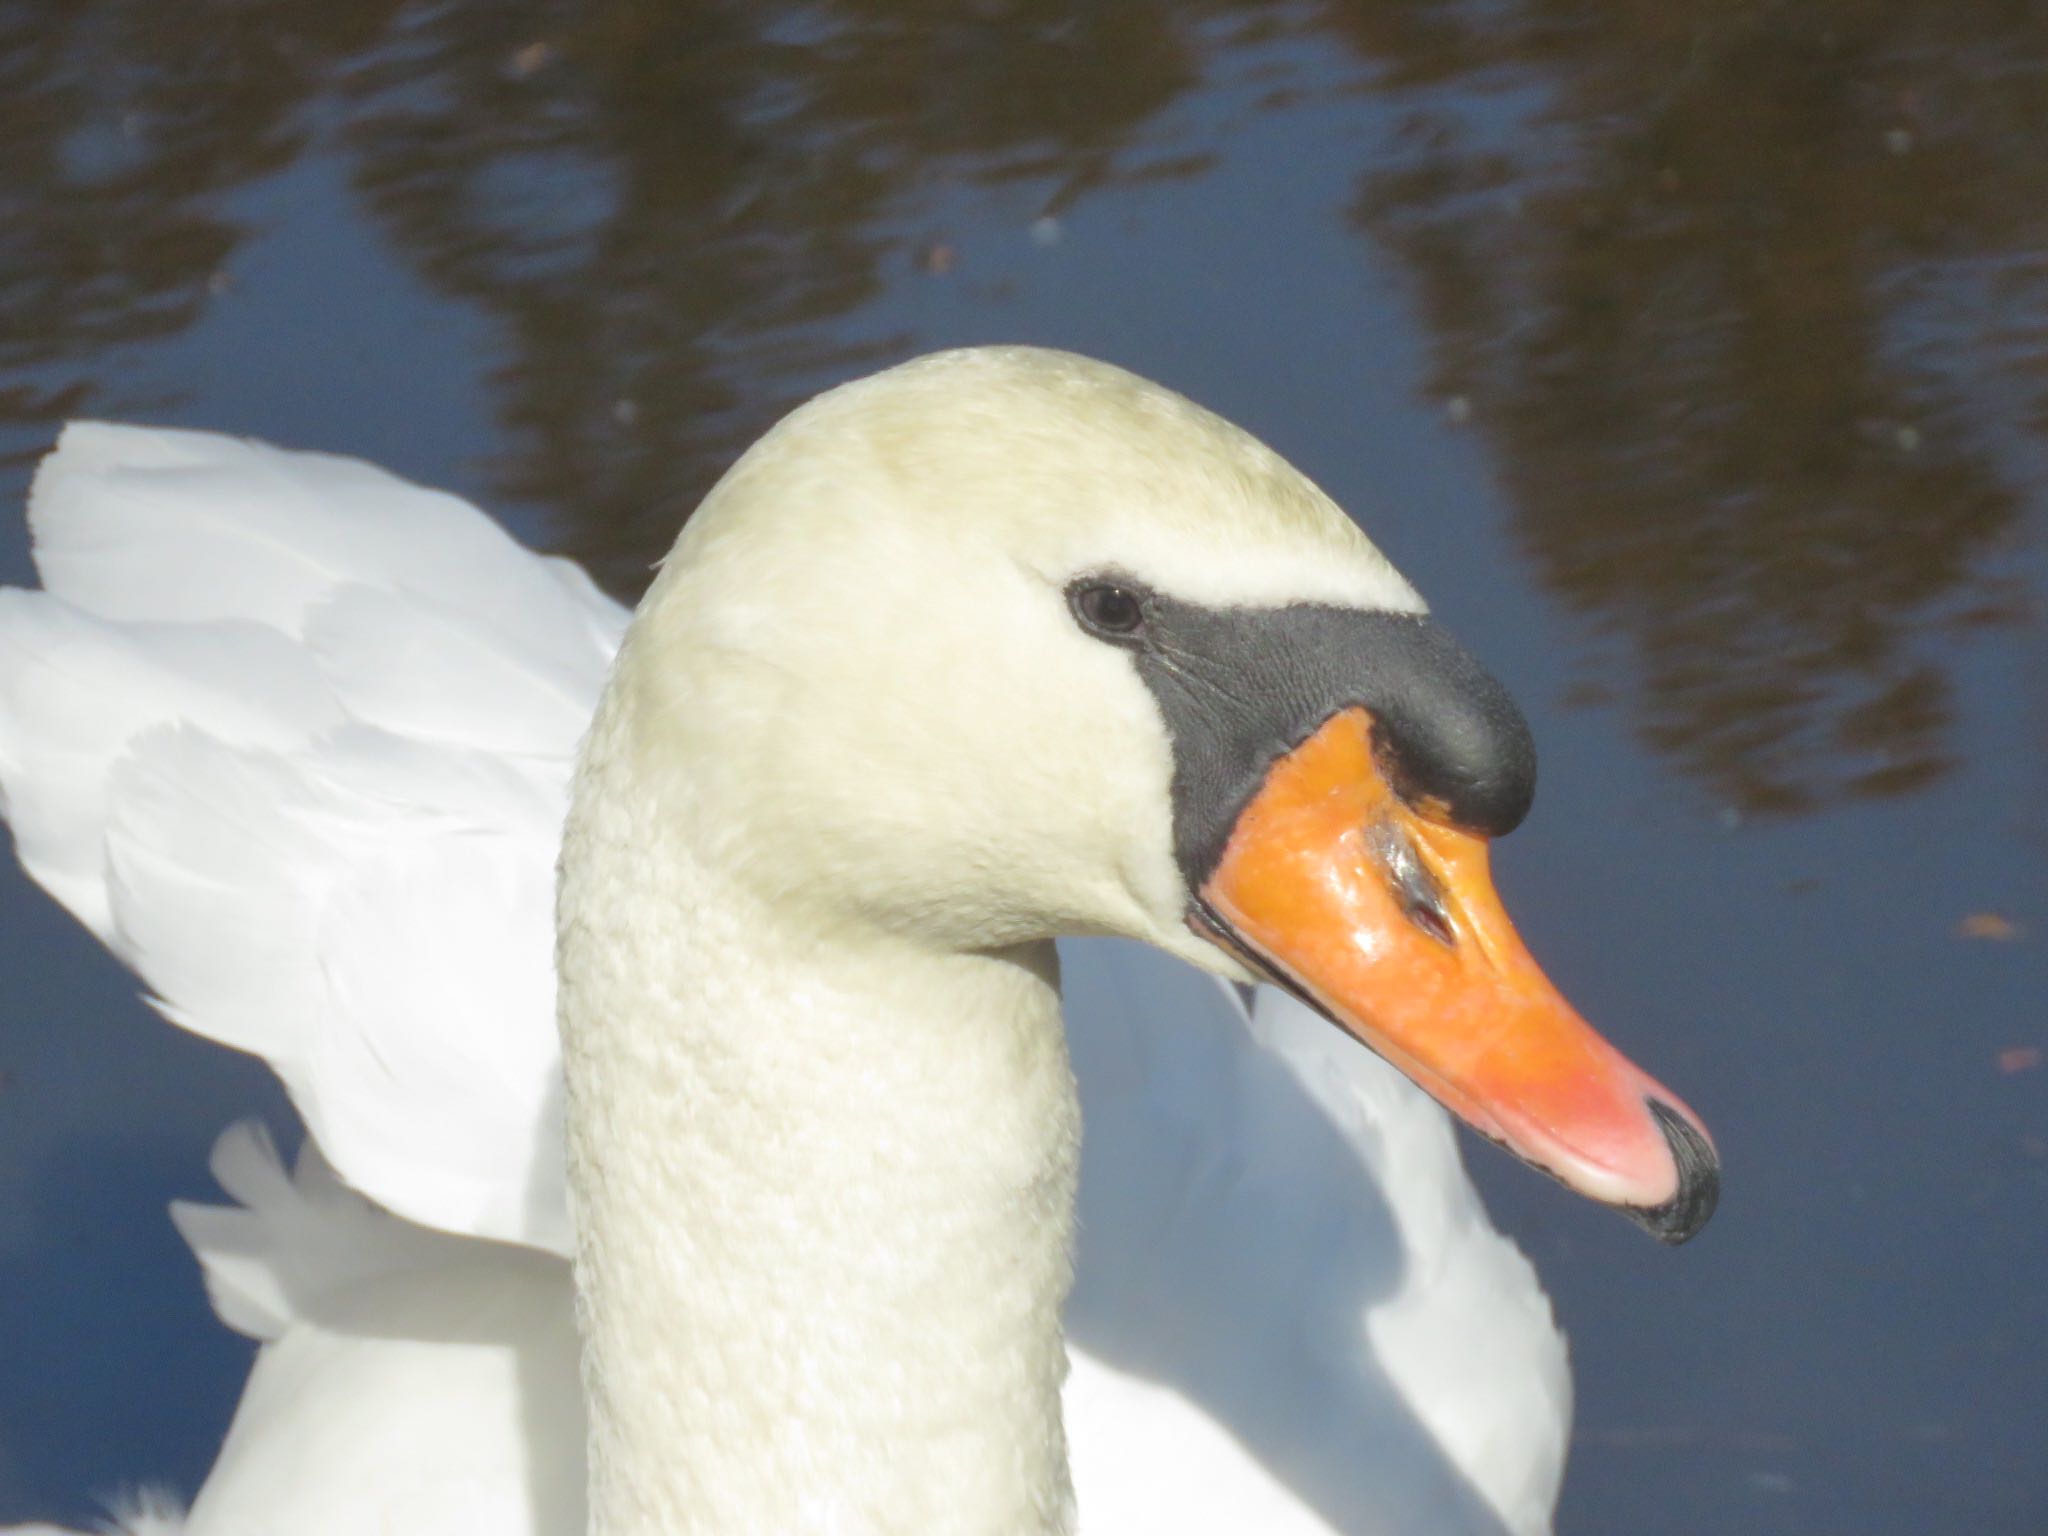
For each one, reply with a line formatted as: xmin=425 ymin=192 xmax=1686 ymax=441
xmin=0 ymin=1486 xmax=185 ymax=1536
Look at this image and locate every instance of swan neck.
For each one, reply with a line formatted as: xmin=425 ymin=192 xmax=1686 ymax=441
xmin=559 ymin=732 xmax=1081 ymax=1536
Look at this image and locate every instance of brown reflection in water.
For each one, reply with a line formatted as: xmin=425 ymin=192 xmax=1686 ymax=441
xmin=1331 ymin=2 xmax=2044 ymax=813
xmin=0 ymin=0 xmax=386 ymax=453
xmin=333 ymin=0 xmax=1212 ymax=592
xmin=0 ymin=1 xmax=2038 ymax=810
xmin=0 ymin=1 xmax=1225 ymax=589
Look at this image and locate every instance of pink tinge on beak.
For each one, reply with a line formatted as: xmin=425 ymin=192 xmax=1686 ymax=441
xmin=1194 ymin=708 xmax=1717 ymax=1242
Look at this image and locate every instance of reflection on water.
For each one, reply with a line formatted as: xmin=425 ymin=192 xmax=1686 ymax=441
xmin=0 ymin=0 xmax=300 ymax=441
xmin=1345 ymin=1 xmax=2045 ymax=812
xmin=0 ymin=3 xmax=2042 ymax=1532
xmin=1 ymin=0 xmax=1236 ymax=588
xmin=2 ymin=1 xmax=2038 ymax=800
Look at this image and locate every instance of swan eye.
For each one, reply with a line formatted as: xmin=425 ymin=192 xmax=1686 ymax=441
xmin=1070 ymin=581 xmax=1148 ymax=641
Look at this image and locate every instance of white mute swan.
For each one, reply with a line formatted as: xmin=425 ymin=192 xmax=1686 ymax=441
xmin=0 ymin=348 xmax=1714 ymax=1536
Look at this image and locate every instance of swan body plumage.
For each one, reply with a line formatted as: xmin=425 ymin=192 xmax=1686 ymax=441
xmin=0 ymin=351 xmax=1578 ymax=1535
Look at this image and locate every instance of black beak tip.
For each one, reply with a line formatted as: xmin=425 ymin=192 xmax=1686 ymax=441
xmin=1623 ymin=1098 xmax=1721 ymax=1246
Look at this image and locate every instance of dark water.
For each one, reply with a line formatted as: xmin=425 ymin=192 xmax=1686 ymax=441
xmin=0 ymin=4 xmax=2043 ymax=1531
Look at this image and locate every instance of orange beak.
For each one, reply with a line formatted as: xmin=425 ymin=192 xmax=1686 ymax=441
xmin=1194 ymin=708 xmax=1717 ymax=1241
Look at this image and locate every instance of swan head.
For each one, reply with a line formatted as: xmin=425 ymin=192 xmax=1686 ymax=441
xmin=616 ymin=346 xmax=1716 ymax=1243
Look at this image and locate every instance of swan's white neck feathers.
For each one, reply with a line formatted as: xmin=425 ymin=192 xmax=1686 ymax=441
xmin=561 ymin=672 xmax=1082 ymax=1536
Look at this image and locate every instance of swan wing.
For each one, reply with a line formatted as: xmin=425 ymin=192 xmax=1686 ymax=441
xmin=1062 ymin=941 xmax=1568 ymax=1535
xmin=170 ymin=1126 xmax=581 ymax=1536
xmin=0 ymin=424 xmax=624 ymax=1251
xmin=0 ymin=1492 xmax=185 ymax=1536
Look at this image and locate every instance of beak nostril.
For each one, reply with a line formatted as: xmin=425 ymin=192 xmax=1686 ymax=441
xmin=1401 ymin=889 xmax=1455 ymax=946
xmin=1365 ymin=819 xmax=1456 ymax=947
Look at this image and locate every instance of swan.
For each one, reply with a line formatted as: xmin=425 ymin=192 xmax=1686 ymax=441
xmin=0 ymin=347 xmax=1715 ymax=1536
